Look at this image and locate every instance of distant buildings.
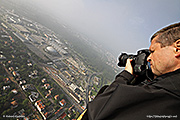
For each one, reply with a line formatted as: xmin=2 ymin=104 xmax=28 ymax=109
xmin=11 ymin=100 xmax=18 ymax=108
xmin=48 ymin=88 xmax=54 ymax=94
xmin=1 ymin=22 xmax=8 ymax=29
xmin=4 ymin=77 xmax=11 ymax=84
xmin=19 ymin=80 xmax=26 ymax=85
xmin=35 ymin=100 xmax=48 ymax=120
xmin=3 ymin=85 xmax=10 ymax=90
xmin=45 ymin=46 xmax=59 ymax=56
xmin=28 ymin=70 xmax=38 ymax=78
xmin=44 ymin=84 xmax=50 ymax=89
xmin=12 ymin=24 xmax=30 ymax=34
xmin=59 ymin=99 xmax=66 ymax=107
xmin=0 ymin=54 xmax=6 ymax=61
xmin=35 ymin=100 xmax=45 ymax=112
xmin=11 ymin=89 xmax=18 ymax=94
xmin=93 ymin=76 xmax=100 ymax=86
xmin=22 ymin=84 xmax=34 ymax=91
xmin=27 ymin=62 xmax=32 ymax=67
xmin=12 ymin=71 xmax=19 ymax=77
xmin=69 ymin=83 xmax=78 ymax=92
xmin=59 ymin=112 xmax=67 ymax=119
xmin=49 ymin=40 xmax=68 ymax=55
xmin=41 ymin=78 xmax=46 ymax=83
xmin=0 ymin=6 xmax=91 ymax=118
xmin=54 ymin=95 xmax=59 ymax=100
xmin=29 ymin=92 xmax=39 ymax=102
xmin=45 ymin=93 xmax=51 ymax=99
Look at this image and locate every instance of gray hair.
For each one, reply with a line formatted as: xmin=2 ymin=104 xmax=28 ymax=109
xmin=151 ymin=22 xmax=180 ymax=47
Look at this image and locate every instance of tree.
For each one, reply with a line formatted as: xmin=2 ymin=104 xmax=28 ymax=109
xmin=3 ymin=101 xmax=10 ymax=110
xmin=22 ymin=98 xmax=29 ymax=105
xmin=7 ymin=92 xmax=14 ymax=100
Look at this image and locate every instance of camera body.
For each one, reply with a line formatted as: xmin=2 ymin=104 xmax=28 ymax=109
xmin=118 ymin=49 xmax=151 ymax=75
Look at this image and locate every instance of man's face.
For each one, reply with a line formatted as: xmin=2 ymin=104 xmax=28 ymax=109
xmin=147 ymin=36 xmax=176 ymax=76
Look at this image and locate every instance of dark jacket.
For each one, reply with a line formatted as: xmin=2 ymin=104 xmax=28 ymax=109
xmin=83 ymin=69 xmax=180 ymax=120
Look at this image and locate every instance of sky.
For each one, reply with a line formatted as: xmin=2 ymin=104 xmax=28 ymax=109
xmin=3 ymin=0 xmax=180 ymax=56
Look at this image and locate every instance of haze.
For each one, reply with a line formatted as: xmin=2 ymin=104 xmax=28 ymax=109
xmin=2 ymin=0 xmax=180 ymax=56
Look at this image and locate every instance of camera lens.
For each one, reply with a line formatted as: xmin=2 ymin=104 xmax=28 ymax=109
xmin=118 ymin=53 xmax=129 ymax=67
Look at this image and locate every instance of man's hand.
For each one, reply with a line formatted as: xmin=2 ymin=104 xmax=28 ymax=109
xmin=125 ymin=59 xmax=133 ymax=74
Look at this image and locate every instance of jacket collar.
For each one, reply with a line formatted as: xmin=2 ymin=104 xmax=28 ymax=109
xmin=153 ymin=68 xmax=180 ymax=96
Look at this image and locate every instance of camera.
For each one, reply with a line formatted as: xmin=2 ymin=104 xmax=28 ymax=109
xmin=118 ymin=49 xmax=154 ymax=84
xmin=118 ymin=49 xmax=151 ymax=75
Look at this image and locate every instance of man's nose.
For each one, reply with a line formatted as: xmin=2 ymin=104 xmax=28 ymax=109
xmin=147 ymin=54 xmax=151 ymax=62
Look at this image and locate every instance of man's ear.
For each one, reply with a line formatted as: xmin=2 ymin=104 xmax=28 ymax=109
xmin=175 ymin=39 xmax=180 ymax=57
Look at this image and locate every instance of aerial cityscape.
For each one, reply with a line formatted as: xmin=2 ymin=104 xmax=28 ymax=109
xmin=0 ymin=2 xmax=119 ymax=120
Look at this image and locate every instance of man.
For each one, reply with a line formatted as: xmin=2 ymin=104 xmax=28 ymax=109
xmin=81 ymin=22 xmax=180 ymax=120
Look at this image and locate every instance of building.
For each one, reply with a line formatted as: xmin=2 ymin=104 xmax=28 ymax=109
xmin=35 ymin=100 xmax=48 ymax=120
xmin=45 ymin=46 xmax=59 ymax=56
xmin=41 ymin=78 xmax=46 ymax=83
xmin=31 ymin=91 xmax=39 ymax=98
xmin=11 ymin=100 xmax=18 ymax=108
xmin=69 ymin=83 xmax=78 ymax=92
xmin=55 ymin=107 xmax=63 ymax=115
xmin=27 ymin=62 xmax=32 ymax=67
xmin=48 ymin=88 xmax=54 ymax=94
xmin=11 ymin=89 xmax=18 ymax=94
xmin=49 ymin=40 xmax=68 ymax=55
xmin=8 ymin=66 xmax=14 ymax=71
xmin=44 ymin=84 xmax=50 ymax=89
xmin=69 ymin=92 xmax=80 ymax=104
xmin=4 ymin=77 xmax=11 ymax=84
xmin=45 ymin=93 xmax=51 ymax=99
xmin=12 ymin=71 xmax=18 ymax=77
xmin=59 ymin=99 xmax=66 ymax=107
xmin=19 ymin=80 xmax=26 ymax=85
xmin=22 ymin=84 xmax=34 ymax=91
xmin=35 ymin=100 xmax=45 ymax=112
xmin=29 ymin=94 xmax=36 ymax=102
xmin=12 ymin=24 xmax=30 ymax=34
xmin=54 ymin=95 xmax=59 ymax=100
xmin=64 ymin=70 xmax=72 ymax=78
xmin=93 ymin=76 xmax=100 ymax=85
xmin=66 ymin=57 xmax=79 ymax=70
xmin=0 ymin=54 xmax=6 ymax=61
xmin=1 ymin=23 xmax=8 ymax=29
xmin=3 ymin=85 xmax=10 ymax=90
xmin=59 ymin=112 xmax=67 ymax=119
xmin=29 ymin=92 xmax=39 ymax=102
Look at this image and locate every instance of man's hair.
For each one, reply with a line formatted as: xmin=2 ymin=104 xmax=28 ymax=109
xmin=151 ymin=22 xmax=180 ymax=47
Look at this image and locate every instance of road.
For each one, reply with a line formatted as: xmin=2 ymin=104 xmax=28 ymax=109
xmin=85 ymin=72 xmax=103 ymax=104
